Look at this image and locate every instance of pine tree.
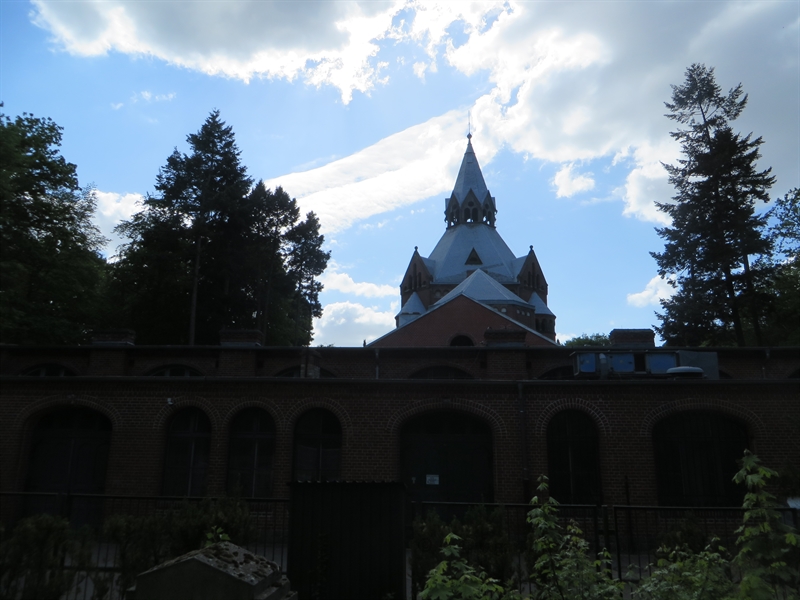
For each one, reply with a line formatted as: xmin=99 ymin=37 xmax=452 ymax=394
xmin=109 ymin=111 xmax=329 ymax=345
xmin=652 ymin=65 xmax=775 ymax=346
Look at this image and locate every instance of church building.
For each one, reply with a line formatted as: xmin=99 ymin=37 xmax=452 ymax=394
xmin=372 ymin=135 xmax=556 ymax=347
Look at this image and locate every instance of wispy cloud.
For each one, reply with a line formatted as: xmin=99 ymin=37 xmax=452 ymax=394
xmin=321 ymin=263 xmax=397 ymax=298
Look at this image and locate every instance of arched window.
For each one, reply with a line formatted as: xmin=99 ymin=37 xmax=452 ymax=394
xmin=26 ymin=407 xmax=111 ymax=523
xmin=162 ymin=408 xmax=211 ymax=496
xmin=654 ymin=411 xmax=748 ymax=506
xmin=228 ymin=408 xmax=275 ymax=497
xmin=401 ymin=411 xmax=493 ymax=503
xmin=148 ymin=365 xmax=202 ymax=377
xmin=21 ymin=364 xmax=77 ymax=377
xmin=293 ymin=409 xmax=342 ymax=482
xmin=547 ymin=410 xmax=602 ymax=504
xmin=27 ymin=407 xmax=111 ymax=494
xmin=449 ymin=335 xmax=474 ymax=347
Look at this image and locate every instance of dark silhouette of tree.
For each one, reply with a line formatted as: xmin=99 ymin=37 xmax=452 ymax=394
xmin=0 ymin=110 xmax=106 ymax=344
xmin=652 ymin=65 xmax=775 ymax=346
xmin=109 ymin=110 xmax=329 ymax=345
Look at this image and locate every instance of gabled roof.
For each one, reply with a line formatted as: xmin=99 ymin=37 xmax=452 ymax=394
xmin=427 ymin=224 xmax=519 ymax=283
xmin=451 ymin=135 xmax=489 ymax=205
xmin=435 ymin=269 xmax=528 ymax=308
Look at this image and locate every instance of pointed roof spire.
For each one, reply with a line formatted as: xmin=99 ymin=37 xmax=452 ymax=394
xmin=451 ymin=134 xmax=489 ymax=205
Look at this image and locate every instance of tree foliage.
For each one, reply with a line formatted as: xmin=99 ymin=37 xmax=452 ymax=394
xmin=0 ymin=110 xmax=106 ymax=344
xmin=652 ymin=64 xmax=775 ymax=347
xmin=562 ymin=333 xmax=610 ymax=347
xmin=108 ymin=110 xmax=329 ymax=345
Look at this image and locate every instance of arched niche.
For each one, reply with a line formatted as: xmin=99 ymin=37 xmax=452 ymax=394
xmin=293 ymin=408 xmax=342 ymax=482
xmin=653 ymin=411 xmax=748 ymax=506
xmin=26 ymin=406 xmax=112 ymax=523
xmin=162 ymin=407 xmax=211 ymax=496
xmin=227 ymin=408 xmax=276 ymax=497
xmin=546 ymin=410 xmax=602 ymax=504
xmin=400 ymin=411 xmax=493 ymax=503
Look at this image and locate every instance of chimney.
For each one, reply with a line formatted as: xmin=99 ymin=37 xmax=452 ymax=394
xmin=609 ymin=329 xmax=655 ymax=348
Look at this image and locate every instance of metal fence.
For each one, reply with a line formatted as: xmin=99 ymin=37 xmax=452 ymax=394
xmin=2 ymin=493 xmax=798 ymax=599
xmin=0 ymin=492 xmax=289 ymax=600
xmin=410 ymin=501 xmax=799 ymax=592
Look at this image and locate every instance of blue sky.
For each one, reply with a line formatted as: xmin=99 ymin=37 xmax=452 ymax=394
xmin=2 ymin=0 xmax=798 ymax=346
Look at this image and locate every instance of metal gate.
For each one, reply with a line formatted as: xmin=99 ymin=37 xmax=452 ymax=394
xmin=288 ymin=482 xmax=406 ymax=600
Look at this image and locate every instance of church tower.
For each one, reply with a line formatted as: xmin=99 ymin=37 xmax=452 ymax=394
xmin=372 ymin=135 xmax=556 ymax=347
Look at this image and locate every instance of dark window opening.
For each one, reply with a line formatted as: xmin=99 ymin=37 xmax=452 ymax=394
xmin=227 ymin=408 xmax=275 ymax=497
xmin=449 ymin=335 xmax=474 ymax=347
xmin=149 ymin=365 xmax=202 ymax=377
xmin=21 ymin=363 xmax=76 ymax=377
xmin=547 ymin=410 xmax=602 ymax=504
xmin=293 ymin=408 xmax=342 ymax=482
xmin=162 ymin=408 xmax=211 ymax=496
xmin=26 ymin=407 xmax=111 ymax=524
xmin=465 ymin=248 xmax=482 ymax=265
xmin=401 ymin=411 xmax=493 ymax=503
xmin=409 ymin=365 xmax=473 ymax=379
xmin=654 ymin=411 xmax=748 ymax=507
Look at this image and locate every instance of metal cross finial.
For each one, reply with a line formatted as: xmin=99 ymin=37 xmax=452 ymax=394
xmin=468 ymin=111 xmax=472 ymax=138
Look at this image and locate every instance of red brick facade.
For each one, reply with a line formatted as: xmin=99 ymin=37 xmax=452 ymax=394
xmin=1 ymin=343 xmax=798 ymax=508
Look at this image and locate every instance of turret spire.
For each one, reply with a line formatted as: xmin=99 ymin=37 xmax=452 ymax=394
xmin=445 ymin=135 xmax=496 ymax=228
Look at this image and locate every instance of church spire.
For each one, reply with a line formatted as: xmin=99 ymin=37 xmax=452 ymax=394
xmin=445 ymin=134 xmax=496 ymax=228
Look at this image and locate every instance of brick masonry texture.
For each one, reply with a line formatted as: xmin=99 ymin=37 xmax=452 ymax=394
xmin=1 ymin=344 xmax=798 ymax=507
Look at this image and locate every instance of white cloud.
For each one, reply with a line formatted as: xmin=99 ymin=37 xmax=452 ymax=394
xmin=313 ymin=301 xmax=396 ymax=346
xmin=268 ymin=1 xmax=795 ymax=230
xmin=321 ymin=264 xmax=397 ymax=298
xmin=131 ymin=91 xmax=176 ymax=103
xmin=95 ymin=191 xmax=142 ymax=222
xmin=93 ymin=191 xmax=143 ymax=256
xmin=110 ymin=102 xmax=123 ymax=110
xmin=31 ymin=0 xmax=405 ymax=104
xmin=627 ymin=276 xmax=675 ymax=308
xmin=553 ymin=164 xmax=595 ymax=198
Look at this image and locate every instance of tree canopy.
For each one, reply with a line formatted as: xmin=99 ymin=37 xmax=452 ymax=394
xmin=0 ymin=110 xmax=106 ymax=344
xmin=108 ymin=110 xmax=329 ymax=345
xmin=563 ymin=333 xmax=610 ymax=347
xmin=652 ymin=65 xmax=775 ymax=347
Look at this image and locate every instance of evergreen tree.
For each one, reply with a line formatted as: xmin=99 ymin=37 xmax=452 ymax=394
xmin=109 ymin=111 xmax=329 ymax=345
xmin=652 ymin=65 xmax=775 ymax=346
xmin=0 ymin=110 xmax=106 ymax=344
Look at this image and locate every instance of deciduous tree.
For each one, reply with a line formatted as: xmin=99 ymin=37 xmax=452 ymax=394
xmin=0 ymin=110 xmax=106 ymax=344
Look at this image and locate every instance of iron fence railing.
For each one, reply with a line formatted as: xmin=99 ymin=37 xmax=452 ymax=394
xmin=410 ymin=501 xmax=799 ymax=592
xmin=0 ymin=492 xmax=289 ymax=600
xmin=2 ymin=493 xmax=798 ymax=599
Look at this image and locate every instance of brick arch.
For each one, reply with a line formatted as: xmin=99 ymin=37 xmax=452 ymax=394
xmin=13 ymin=394 xmax=122 ymax=431
xmin=220 ymin=400 xmax=285 ymax=434
xmin=639 ymin=398 xmax=766 ymax=438
xmin=152 ymin=396 xmax=222 ymax=432
xmin=387 ymin=398 xmax=507 ymax=438
xmin=284 ymin=398 xmax=353 ymax=435
xmin=535 ymin=398 xmax=610 ymax=437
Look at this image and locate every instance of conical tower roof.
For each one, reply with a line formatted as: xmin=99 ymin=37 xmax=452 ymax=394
xmin=451 ymin=134 xmax=489 ymax=204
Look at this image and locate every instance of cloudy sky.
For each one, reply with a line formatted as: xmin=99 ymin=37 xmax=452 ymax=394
xmin=3 ymin=0 xmax=798 ymax=346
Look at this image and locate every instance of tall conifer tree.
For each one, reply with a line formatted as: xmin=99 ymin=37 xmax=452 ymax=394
xmin=652 ymin=65 xmax=775 ymax=346
xmin=110 ymin=111 xmax=329 ymax=345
